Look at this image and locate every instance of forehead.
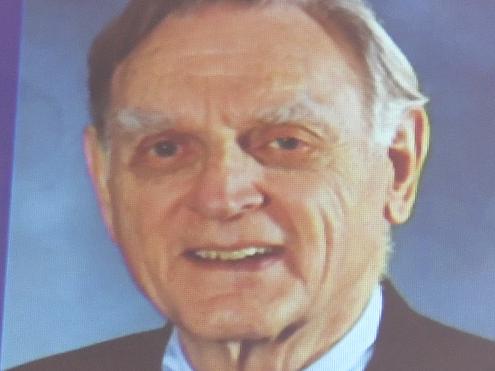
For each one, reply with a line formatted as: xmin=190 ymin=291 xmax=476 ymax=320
xmin=109 ymin=3 xmax=367 ymax=130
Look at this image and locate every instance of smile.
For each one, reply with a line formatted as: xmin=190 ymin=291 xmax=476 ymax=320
xmin=192 ymin=246 xmax=276 ymax=261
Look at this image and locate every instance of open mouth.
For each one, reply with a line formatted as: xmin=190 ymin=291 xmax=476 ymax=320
xmin=190 ymin=246 xmax=276 ymax=261
xmin=185 ymin=246 xmax=283 ymax=267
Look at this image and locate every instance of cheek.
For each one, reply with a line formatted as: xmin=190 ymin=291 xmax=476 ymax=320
xmin=106 ymin=175 xmax=194 ymax=311
xmin=330 ymin=172 xmax=391 ymax=289
xmin=110 ymin=167 xmax=191 ymax=224
xmin=107 ymin=171 xmax=195 ymax=275
xmin=262 ymin=152 xmax=389 ymax=287
xmin=263 ymin=171 xmax=341 ymax=284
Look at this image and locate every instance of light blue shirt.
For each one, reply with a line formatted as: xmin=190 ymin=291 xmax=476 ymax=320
xmin=162 ymin=285 xmax=383 ymax=371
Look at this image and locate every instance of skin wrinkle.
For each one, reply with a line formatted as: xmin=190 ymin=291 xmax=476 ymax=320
xmin=88 ymin=0 xmax=427 ymax=147
xmin=107 ymin=4 xmax=369 ymax=141
xmin=317 ymin=202 xmax=335 ymax=297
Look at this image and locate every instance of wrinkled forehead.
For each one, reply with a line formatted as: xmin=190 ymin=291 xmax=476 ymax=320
xmin=108 ymin=2 xmax=369 ymax=134
xmin=120 ymin=4 xmax=363 ymax=75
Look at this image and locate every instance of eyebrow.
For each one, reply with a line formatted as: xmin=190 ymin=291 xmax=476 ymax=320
xmin=109 ymin=94 xmax=342 ymax=138
xmin=108 ymin=108 xmax=174 ymax=133
xmin=254 ymin=96 xmax=343 ymax=138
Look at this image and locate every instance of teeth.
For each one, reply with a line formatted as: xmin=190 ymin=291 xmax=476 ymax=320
xmin=194 ymin=247 xmax=274 ymax=261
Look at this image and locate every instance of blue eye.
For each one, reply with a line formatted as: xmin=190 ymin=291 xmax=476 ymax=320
xmin=273 ymin=137 xmax=301 ymax=150
xmin=153 ymin=141 xmax=178 ymax=157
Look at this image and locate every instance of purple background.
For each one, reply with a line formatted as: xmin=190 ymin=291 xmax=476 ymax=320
xmin=2 ymin=0 xmax=494 ymax=368
xmin=0 ymin=0 xmax=23 ymax=362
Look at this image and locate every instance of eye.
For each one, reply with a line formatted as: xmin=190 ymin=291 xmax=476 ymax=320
xmin=240 ymin=121 xmax=333 ymax=169
xmin=269 ymin=137 xmax=304 ymax=151
xmin=152 ymin=140 xmax=179 ymax=157
xmin=241 ymin=125 xmax=321 ymax=169
xmin=130 ymin=133 xmax=199 ymax=173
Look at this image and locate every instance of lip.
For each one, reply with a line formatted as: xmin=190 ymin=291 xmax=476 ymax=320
xmin=183 ymin=243 xmax=285 ymax=271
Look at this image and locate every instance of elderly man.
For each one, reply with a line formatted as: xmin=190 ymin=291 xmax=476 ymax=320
xmin=11 ymin=0 xmax=495 ymax=370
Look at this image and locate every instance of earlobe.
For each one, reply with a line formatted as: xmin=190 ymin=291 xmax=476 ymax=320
xmin=83 ymin=126 xmax=116 ymax=240
xmin=385 ymin=108 xmax=430 ymax=224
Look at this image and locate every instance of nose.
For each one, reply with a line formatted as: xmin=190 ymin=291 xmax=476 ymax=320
xmin=187 ymin=143 xmax=267 ymax=220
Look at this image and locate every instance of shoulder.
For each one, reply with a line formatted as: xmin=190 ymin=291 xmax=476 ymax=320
xmin=7 ymin=325 xmax=173 ymax=371
xmin=367 ymin=280 xmax=495 ymax=371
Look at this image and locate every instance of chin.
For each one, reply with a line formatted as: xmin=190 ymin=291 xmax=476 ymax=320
xmin=178 ymin=305 xmax=297 ymax=342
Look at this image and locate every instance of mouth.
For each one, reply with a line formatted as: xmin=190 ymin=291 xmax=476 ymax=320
xmin=184 ymin=245 xmax=284 ymax=270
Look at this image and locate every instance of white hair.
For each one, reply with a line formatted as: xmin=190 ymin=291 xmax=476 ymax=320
xmin=295 ymin=0 xmax=428 ymax=146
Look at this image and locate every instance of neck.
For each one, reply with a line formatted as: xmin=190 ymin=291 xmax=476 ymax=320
xmin=178 ymin=283 xmax=376 ymax=371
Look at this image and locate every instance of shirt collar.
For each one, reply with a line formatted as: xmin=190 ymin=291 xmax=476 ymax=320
xmin=303 ymin=284 xmax=383 ymax=371
xmin=162 ymin=285 xmax=382 ymax=371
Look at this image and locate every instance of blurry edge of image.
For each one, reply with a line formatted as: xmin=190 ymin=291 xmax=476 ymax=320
xmin=0 ymin=0 xmax=24 ymax=361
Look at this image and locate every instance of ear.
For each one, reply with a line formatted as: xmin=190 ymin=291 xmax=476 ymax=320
xmin=385 ymin=108 xmax=430 ymax=224
xmin=83 ymin=126 xmax=116 ymax=240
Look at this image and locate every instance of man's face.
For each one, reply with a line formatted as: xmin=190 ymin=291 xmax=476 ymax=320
xmin=91 ymin=4 xmax=394 ymax=341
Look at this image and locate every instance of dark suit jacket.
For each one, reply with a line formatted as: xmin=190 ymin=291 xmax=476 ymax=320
xmin=9 ymin=281 xmax=495 ymax=371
